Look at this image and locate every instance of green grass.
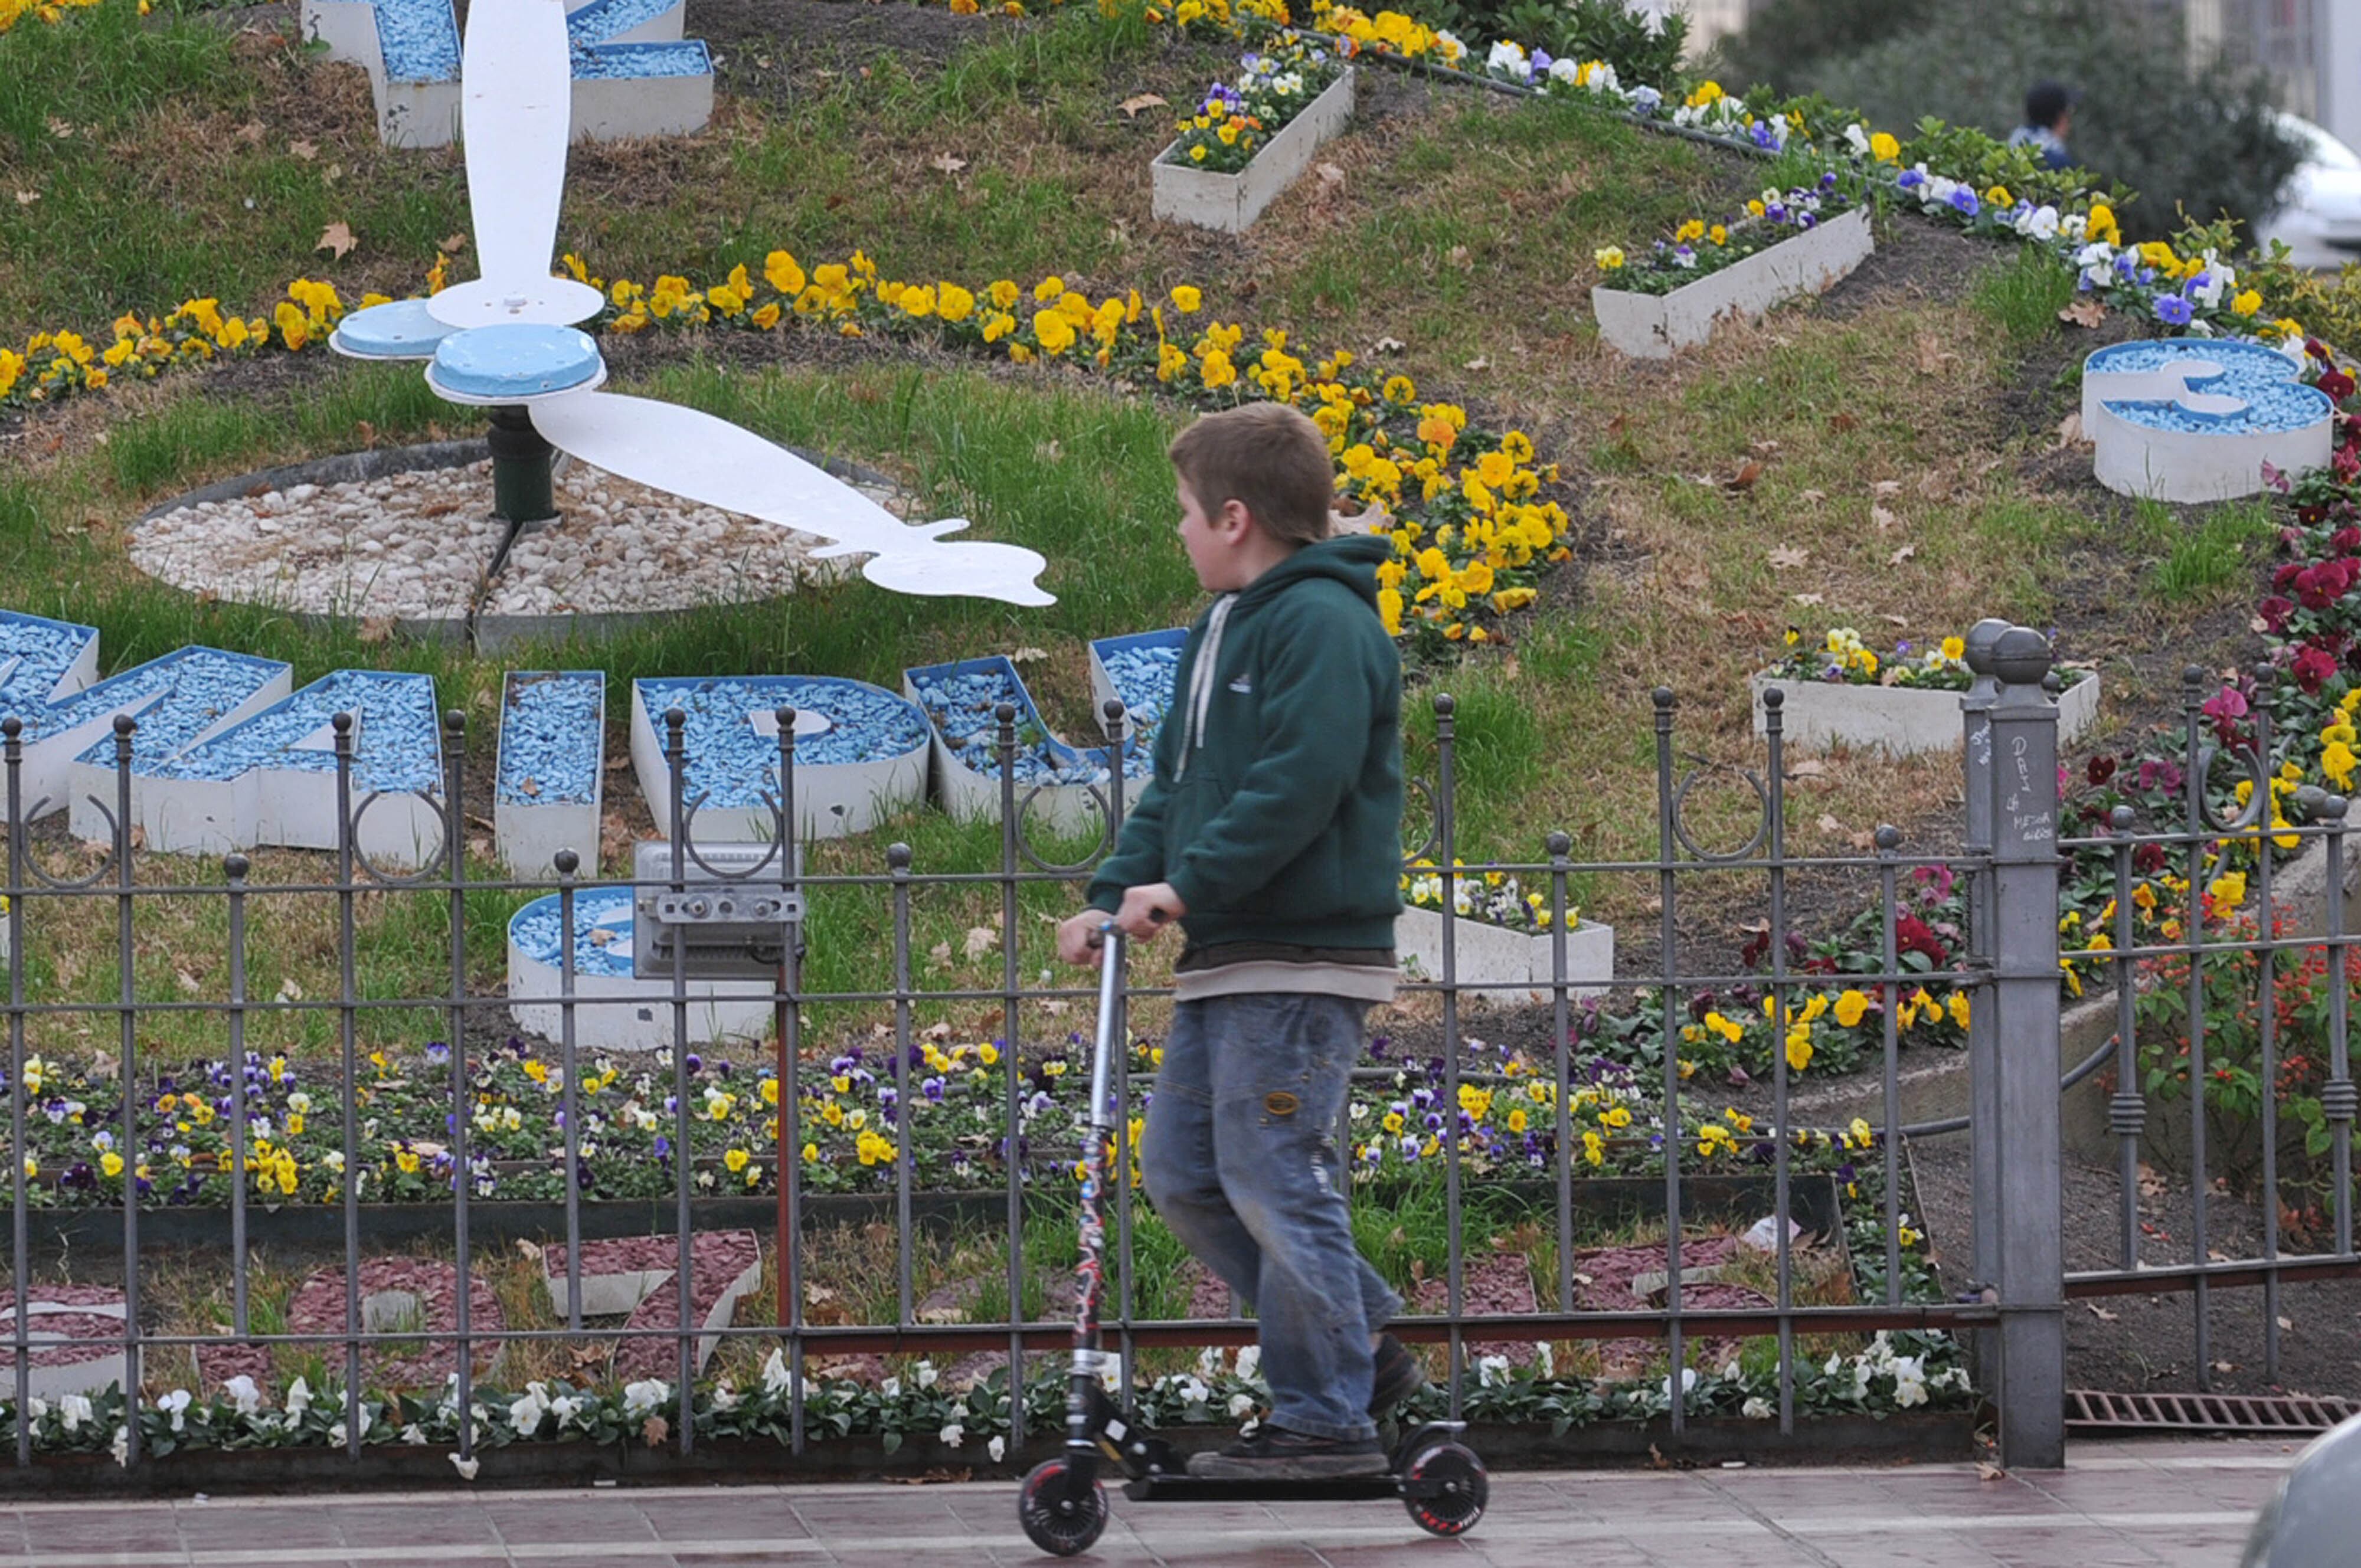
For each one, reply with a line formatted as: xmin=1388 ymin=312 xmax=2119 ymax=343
xmin=1969 ymin=248 xmax=2079 ymax=346
xmin=2150 ymin=498 xmax=2278 ymax=605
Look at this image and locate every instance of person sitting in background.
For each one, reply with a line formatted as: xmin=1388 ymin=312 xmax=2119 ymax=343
xmin=2007 ymin=80 xmax=2078 ymax=170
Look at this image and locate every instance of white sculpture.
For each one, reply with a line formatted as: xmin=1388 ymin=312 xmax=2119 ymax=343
xmin=332 ymin=0 xmax=1055 ymax=610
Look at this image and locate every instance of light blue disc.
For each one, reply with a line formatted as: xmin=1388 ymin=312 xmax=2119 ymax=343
xmin=430 ymin=323 xmax=604 ymax=400
xmin=330 ymin=298 xmax=454 ymax=361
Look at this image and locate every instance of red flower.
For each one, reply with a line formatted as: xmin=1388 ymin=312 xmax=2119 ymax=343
xmin=2320 ymin=368 xmax=2357 ymax=404
xmin=2294 ymin=644 xmax=2340 ymax=693
xmin=1894 ymin=915 xmax=1950 ymax=967
xmin=2333 ymin=526 xmax=2361 ymax=556
xmin=2087 ymin=755 xmax=2118 ymax=785
xmin=2259 ymin=595 xmax=2297 ymax=632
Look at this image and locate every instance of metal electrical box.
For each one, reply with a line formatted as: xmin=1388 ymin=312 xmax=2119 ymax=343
xmin=630 ymin=840 xmax=804 ymax=981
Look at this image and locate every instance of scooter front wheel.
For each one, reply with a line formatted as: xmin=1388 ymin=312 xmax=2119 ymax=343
xmin=1401 ymin=1441 xmax=1487 ymax=1537
xmin=1019 ymin=1456 xmax=1110 ymax=1557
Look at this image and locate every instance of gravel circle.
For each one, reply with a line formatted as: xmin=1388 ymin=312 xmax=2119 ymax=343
xmin=130 ymin=456 xmax=913 ymax=627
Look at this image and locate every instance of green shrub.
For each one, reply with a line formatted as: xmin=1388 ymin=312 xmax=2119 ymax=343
xmin=1734 ymin=0 xmax=2301 ymax=240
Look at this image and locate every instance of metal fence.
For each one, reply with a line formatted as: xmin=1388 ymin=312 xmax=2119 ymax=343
xmin=2 ymin=618 xmax=2352 ymax=1478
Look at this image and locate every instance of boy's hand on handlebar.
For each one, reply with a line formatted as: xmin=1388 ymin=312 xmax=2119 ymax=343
xmin=1055 ymin=912 xmax=1108 ymax=968
xmin=1114 ymin=883 xmax=1185 ymax=941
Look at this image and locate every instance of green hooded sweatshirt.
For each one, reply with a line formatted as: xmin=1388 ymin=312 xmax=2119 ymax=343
xmin=1087 ymin=532 xmax=1403 ymax=951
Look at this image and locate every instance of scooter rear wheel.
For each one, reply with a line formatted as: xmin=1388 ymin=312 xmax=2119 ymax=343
xmin=1401 ymin=1441 xmax=1487 ymax=1537
xmin=1019 ymin=1457 xmax=1110 ymax=1557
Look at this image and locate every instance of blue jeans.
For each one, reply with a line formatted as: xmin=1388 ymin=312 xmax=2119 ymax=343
xmin=1142 ymin=993 xmax=1401 ymax=1442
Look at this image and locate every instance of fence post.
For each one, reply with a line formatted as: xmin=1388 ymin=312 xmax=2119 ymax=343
xmin=1983 ymin=626 xmax=2066 ymax=1468
xmin=1958 ymin=618 xmax=2008 ymax=1387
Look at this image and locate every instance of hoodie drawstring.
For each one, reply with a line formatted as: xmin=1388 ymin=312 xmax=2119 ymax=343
xmin=1176 ymin=593 xmax=1235 ymax=781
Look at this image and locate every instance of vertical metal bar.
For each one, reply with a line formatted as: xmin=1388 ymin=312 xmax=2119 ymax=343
xmin=1434 ymin=695 xmax=1464 ymax=1419
xmin=225 ymin=855 xmax=251 ymax=1338
xmin=2180 ymin=667 xmax=2211 ymax=1390
xmin=1959 ymin=618 xmax=2007 ymax=1386
xmin=557 ymin=849 xmax=583 ymax=1332
xmin=1987 ymin=628 xmax=2066 ymax=1469
xmin=444 ymin=710 xmax=476 ymax=1463
xmin=2109 ymin=810 xmax=2141 ymax=1272
xmin=996 ymin=705 xmax=1026 ymax=1445
xmin=2325 ymin=794 xmax=2355 ymax=1258
xmin=1764 ymin=693 xmax=1792 ymax=1432
xmin=1876 ymin=828 xmax=1902 ymax=1308
xmin=2252 ymin=704 xmax=2280 ymax=1381
xmin=1651 ymin=687 xmax=1683 ymax=1433
xmin=3 ymin=718 xmax=26 ymax=1469
xmin=1104 ymin=705 xmax=1137 ymax=1394
xmin=890 ymin=843 xmax=914 ymax=1330
xmin=110 ymin=719 xmax=139 ymax=1468
xmin=1546 ymin=832 xmax=1573 ymax=1317
xmin=663 ymin=709 xmax=693 ymax=1455
xmin=774 ymin=711 xmax=806 ymax=1457
xmin=333 ymin=715 xmax=362 ymax=1456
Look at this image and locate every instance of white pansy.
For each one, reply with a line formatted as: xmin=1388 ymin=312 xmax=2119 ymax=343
xmin=989 ymin=1435 xmax=1007 ymax=1462
xmin=400 ymin=1422 xmax=429 ymax=1445
xmin=623 ymin=1380 xmax=670 ymax=1419
xmin=881 ymin=1377 xmax=901 ymax=1400
xmin=509 ymin=1385 xmax=551 ymax=1435
xmin=1843 ymin=122 xmax=1870 ymax=156
xmin=1546 ymin=56 xmax=1581 ymax=85
xmin=285 ymin=1378 xmax=312 ymax=1420
xmin=223 ymin=1376 xmax=262 ymax=1416
xmin=157 ymin=1389 xmax=192 ymax=1433
xmin=110 ymin=1425 xmax=129 ymax=1467
xmin=1742 ymin=1397 xmax=1774 ymax=1419
xmin=1227 ymin=1392 xmax=1256 ymax=1418
xmin=2017 ymin=205 xmax=2060 ymax=241
xmin=916 ymin=1361 xmax=938 ymax=1389
xmin=762 ymin=1349 xmax=794 ymax=1396
xmin=1234 ymin=1346 xmax=1261 ymax=1382
xmin=711 ymin=1384 xmax=742 ymax=1414
xmin=1476 ymin=1354 xmax=1511 ymax=1389
xmin=1662 ymin=1367 xmax=1699 ymax=1403
xmin=939 ymin=1422 xmax=965 ymax=1448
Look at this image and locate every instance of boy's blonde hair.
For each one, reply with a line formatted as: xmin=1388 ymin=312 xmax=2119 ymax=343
xmin=1168 ymin=403 xmax=1335 ymax=546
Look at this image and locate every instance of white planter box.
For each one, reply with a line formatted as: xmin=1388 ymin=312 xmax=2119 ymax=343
xmin=1152 ymin=69 xmax=1355 ymax=235
xmin=1592 ymin=206 xmax=1874 ymax=360
xmin=495 ymin=671 xmax=605 ymax=880
xmin=2082 ymin=339 xmax=2334 ymax=504
xmin=1395 ymin=905 xmax=1614 ymax=1001
xmin=1751 ymin=670 xmax=2101 ymax=757
xmin=903 ymin=657 xmax=1110 ymax=839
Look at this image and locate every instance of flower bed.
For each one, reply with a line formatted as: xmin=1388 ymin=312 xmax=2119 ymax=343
xmin=495 ymin=671 xmax=606 ymax=879
xmin=627 ymin=675 xmax=928 ymax=843
xmin=1592 ymin=201 xmax=1871 ymax=359
xmin=2082 ymin=338 xmax=2334 ymax=503
xmin=1153 ymin=45 xmax=1354 ymax=234
xmin=1086 ymin=627 xmax=1183 ymax=771
xmin=1755 ymin=628 xmax=2100 ymax=757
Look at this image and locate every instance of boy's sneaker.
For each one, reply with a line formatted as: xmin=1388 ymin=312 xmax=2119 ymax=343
xmin=1187 ymin=1426 xmax=1389 ymax=1479
xmin=1369 ymin=1333 xmax=1427 ymax=1417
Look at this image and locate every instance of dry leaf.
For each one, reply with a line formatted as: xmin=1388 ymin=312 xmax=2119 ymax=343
xmin=1791 ymin=592 xmax=1824 ymax=606
xmin=931 ymin=152 xmax=967 ymax=174
xmin=1788 ymin=759 xmax=1829 ymax=780
xmin=641 ymin=1415 xmax=669 ymax=1447
xmin=1314 ymin=161 xmax=1345 ymax=188
xmin=354 ymin=420 xmax=377 ymax=447
xmin=2055 ymin=411 xmax=2087 ymax=448
xmin=2059 ymin=297 xmax=2107 ymax=328
xmin=1828 ymin=411 xmax=1859 ymax=433
xmin=1796 ymin=489 xmax=1826 ymax=505
xmin=1447 ymin=245 xmax=1471 ymax=269
xmin=2278 ymin=1315 xmax=2294 ymax=1331
xmin=1117 ymin=91 xmax=1168 ymax=118
xmin=588 ymin=928 xmax=619 ymax=947
xmin=289 ymin=139 xmax=317 ymax=160
xmin=1871 ymin=505 xmax=1896 ymax=531
xmin=1817 ymin=813 xmax=1844 ymax=834
xmin=1889 ymin=543 xmax=1917 ymax=566
xmin=1913 ymin=333 xmax=1954 ymax=375
xmin=234 ymin=120 xmax=265 ymax=144
xmin=175 ymin=967 xmax=202 ymax=993
xmin=357 ymin=614 xmax=395 ymax=643
xmin=1767 ymin=545 xmax=1809 ymax=569
xmin=1374 ymin=336 xmax=1405 ymax=353
xmin=1871 ymin=479 xmax=1902 ymax=498
xmin=927 ymin=941 xmax=952 ymax=969
xmin=316 ymin=221 xmax=357 ymax=260
xmin=1976 ymin=1461 xmax=2006 ymax=1483
xmin=2085 ymin=1303 xmax=2119 ymax=1322
xmin=12 ymin=191 xmax=36 ymax=207
xmin=963 ymin=925 xmax=999 ymax=961
xmin=1881 ymin=613 xmax=1909 ymax=626
xmin=1463 ymin=355 xmax=1490 ymax=371
xmin=1008 ymin=647 xmax=1048 ymax=664
xmin=1725 ymin=459 xmax=1764 ymax=492
xmin=2212 ymin=1359 xmax=2238 ymax=1373
xmin=519 ymin=777 xmax=541 ymax=798
xmin=515 ymin=1239 xmax=544 ymax=1262
xmin=440 ymin=232 xmax=469 ymax=253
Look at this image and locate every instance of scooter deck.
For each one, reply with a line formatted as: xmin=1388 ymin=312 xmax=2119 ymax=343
xmin=1123 ymin=1474 xmax=1407 ymax=1503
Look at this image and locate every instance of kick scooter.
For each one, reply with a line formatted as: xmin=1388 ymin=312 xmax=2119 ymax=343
xmin=1015 ymin=928 xmax=1489 ymax=1556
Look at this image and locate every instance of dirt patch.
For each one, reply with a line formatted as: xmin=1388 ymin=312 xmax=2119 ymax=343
xmin=1911 ymin=1136 xmax=2361 ymax=1399
xmin=1815 ymin=211 xmax=2008 ymax=323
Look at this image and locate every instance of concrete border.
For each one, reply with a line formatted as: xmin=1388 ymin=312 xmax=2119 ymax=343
xmin=1592 ymin=206 xmax=1874 ymax=360
xmin=1152 ymin=68 xmax=1356 ymax=234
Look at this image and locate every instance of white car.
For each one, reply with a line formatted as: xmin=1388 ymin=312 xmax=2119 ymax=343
xmin=2254 ymin=112 xmax=2361 ymax=271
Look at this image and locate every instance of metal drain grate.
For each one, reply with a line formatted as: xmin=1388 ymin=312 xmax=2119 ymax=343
xmin=2068 ymin=1389 xmax=2360 ymax=1435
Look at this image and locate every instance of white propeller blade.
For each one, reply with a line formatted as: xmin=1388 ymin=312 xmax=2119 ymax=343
xmin=427 ymin=0 xmax=601 ymax=329
xmin=531 ymin=391 xmax=1054 ymax=607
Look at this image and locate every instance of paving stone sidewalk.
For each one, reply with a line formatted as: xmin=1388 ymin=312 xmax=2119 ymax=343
xmin=0 ymin=1438 xmax=2291 ymax=1567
